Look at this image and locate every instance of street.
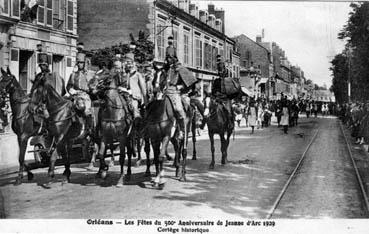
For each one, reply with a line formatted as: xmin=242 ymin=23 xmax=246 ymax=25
xmin=1 ymin=116 xmax=367 ymax=219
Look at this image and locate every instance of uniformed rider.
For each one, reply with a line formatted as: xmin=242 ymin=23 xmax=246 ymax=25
xmin=121 ymin=53 xmax=147 ymax=122
xmin=66 ymin=51 xmax=93 ymax=129
xmin=210 ymin=55 xmax=234 ymax=129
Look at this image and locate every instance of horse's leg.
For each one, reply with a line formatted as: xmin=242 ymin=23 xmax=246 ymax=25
xmin=109 ymin=143 xmax=115 ymax=167
xmin=96 ymin=140 xmax=107 ymax=179
xmin=126 ymin=137 xmax=133 ymax=181
xmin=144 ymin=137 xmax=151 ymax=177
xmin=61 ymin=142 xmax=72 ymax=184
xmin=154 ymin=135 xmax=169 ymax=187
xmin=116 ymin=135 xmax=126 ymax=187
xmin=15 ymin=135 xmax=30 ymax=185
xmin=171 ymin=138 xmax=180 ymax=177
xmin=151 ymin=140 xmax=160 ymax=176
xmin=220 ymin=132 xmax=228 ymax=165
xmin=136 ymin=136 xmax=142 ymax=167
xmin=209 ymin=131 xmax=215 ymax=169
xmin=180 ymin=131 xmax=189 ymax=182
xmin=88 ymin=142 xmax=97 ymax=169
xmin=192 ymin=122 xmax=197 ymax=160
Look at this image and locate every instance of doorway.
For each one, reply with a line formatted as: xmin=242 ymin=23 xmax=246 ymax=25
xmin=19 ymin=50 xmax=34 ymax=93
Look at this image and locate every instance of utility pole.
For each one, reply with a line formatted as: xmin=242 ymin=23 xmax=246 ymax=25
xmin=347 ymin=46 xmax=352 ymax=103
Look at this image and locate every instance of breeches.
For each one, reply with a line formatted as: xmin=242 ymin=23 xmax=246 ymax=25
xmin=166 ymin=93 xmax=186 ymax=120
xmin=131 ymin=99 xmax=142 ymax=119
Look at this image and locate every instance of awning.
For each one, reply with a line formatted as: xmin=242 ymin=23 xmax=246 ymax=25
xmin=241 ymin=87 xmax=253 ymax=96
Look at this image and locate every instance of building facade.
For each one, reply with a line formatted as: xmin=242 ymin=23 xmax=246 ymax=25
xmin=0 ymin=0 xmax=78 ymax=93
xmin=78 ymin=0 xmax=240 ymax=98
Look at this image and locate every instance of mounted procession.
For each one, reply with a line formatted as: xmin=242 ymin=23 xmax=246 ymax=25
xmin=0 ymin=32 xmax=241 ymax=189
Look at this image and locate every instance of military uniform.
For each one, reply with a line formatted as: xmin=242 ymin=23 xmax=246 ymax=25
xmin=31 ymin=53 xmax=66 ymax=96
xmin=67 ymin=52 xmax=92 ymax=116
xmin=122 ymin=53 xmax=147 ymax=119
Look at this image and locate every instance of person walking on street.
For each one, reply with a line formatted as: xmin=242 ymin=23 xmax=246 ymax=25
xmin=280 ymin=96 xmax=290 ymax=134
xmin=247 ymin=98 xmax=257 ymax=134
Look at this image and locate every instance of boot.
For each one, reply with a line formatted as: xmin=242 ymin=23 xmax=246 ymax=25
xmin=177 ymin=117 xmax=185 ymax=140
xmin=86 ymin=114 xmax=94 ymax=134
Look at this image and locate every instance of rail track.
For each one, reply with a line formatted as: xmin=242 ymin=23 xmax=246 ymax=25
xmin=266 ymin=120 xmax=369 ymax=219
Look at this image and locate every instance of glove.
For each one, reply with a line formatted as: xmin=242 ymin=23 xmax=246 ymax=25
xmin=69 ymin=88 xmax=77 ymax=95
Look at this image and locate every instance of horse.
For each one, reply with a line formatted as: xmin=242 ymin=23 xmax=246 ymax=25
xmin=143 ymin=93 xmax=193 ymax=188
xmin=30 ymin=78 xmax=94 ymax=184
xmin=90 ymin=74 xmax=133 ymax=186
xmin=0 ymin=67 xmax=42 ymax=185
xmin=204 ymin=96 xmax=234 ymax=169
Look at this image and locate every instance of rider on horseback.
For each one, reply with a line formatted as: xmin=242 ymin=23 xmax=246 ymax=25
xmin=208 ymin=55 xmax=235 ymax=129
xmin=66 ymin=51 xmax=94 ymax=130
xmin=163 ymin=35 xmax=188 ymax=140
xmin=120 ymin=52 xmax=147 ymax=123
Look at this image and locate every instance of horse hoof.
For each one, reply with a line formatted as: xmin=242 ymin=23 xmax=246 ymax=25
xmin=27 ymin=172 xmax=34 ymax=181
xmin=209 ymin=163 xmax=215 ymax=169
xmin=179 ymin=176 xmax=186 ymax=182
xmin=101 ymin=170 xmax=107 ymax=179
xmin=87 ymin=163 xmax=94 ymax=170
xmin=14 ymin=178 xmax=22 ymax=186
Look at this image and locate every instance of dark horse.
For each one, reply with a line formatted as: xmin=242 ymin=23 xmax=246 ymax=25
xmin=30 ymin=79 xmax=91 ymax=184
xmin=90 ymin=75 xmax=133 ymax=187
xmin=204 ymin=96 xmax=234 ymax=169
xmin=144 ymin=95 xmax=193 ymax=187
xmin=0 ymin=68 xmax=41 ymax=185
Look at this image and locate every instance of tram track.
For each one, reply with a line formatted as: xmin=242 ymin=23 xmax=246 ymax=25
xmin=266 ymin=119 xmax=369 ymax=218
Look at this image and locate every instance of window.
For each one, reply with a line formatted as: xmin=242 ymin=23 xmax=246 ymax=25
xmin=204 ymin=42 xmax=211 ymax=70
xmin=52 ymin=0 xmax=63 ymax=30
xmin=212 ymin=45 xmax=218 ymax=71
xmin=12 ymin=0 xmax=20 ymax=18
xmin=172 ymin=27 xmax=178 ymax=51
xmin=37 ymin=0 xmax=45 ymax=24
xmin=195 ymin=38 xmax=202 ymax=68
xmin=183 ymin=32 xmax=189 ymax=65
xmin=1 ymin=0 xmax=10 ymax=16
xmin=156 ymin=20 xmax=165 ymax=60
xmin=66 ymin=0 xmax=73 ymax=31
xmin=46 ymin=0 xmax=53 ymax=26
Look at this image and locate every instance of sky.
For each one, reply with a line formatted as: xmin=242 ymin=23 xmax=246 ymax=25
xmin=194 ymin=0 xmax=352 ymax=87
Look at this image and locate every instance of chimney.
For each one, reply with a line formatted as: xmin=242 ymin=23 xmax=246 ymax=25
xmin=215 ymin=19 xmax=222 ymax=31
xmin=256 ymin=35 xmax=262 ymax=43
xmin=208 ymin=14 xmax=215 ymax=28
xmin=214 ymin=9 xmax=225 ymax=33
xmin=199 ymin=10 xmax=208 ymax=23
xmin=178 ymin=0 xmax=190 ymax=13
xmin=208 ymin=3 xmax=215 ymax=14
xmin=189 ymin=4 xmax=199 ymax=18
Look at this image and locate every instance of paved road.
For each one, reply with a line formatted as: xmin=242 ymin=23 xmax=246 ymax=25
xmin=0 ymin=117 xmax=367 ymax=219
xmin=273 ymin=118 xmax=369 ymax=218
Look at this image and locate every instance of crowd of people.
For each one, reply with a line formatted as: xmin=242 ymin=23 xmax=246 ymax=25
xmin=339 ymin=103 xmax=369 ymax=148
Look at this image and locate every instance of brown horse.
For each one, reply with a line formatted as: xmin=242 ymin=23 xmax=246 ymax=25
xmin=144 ymin=95 xmax=193 ymax=188
xmin=204 ymin=96 xmax=233 ymax=169
xmin=91 ymin=75 xmax=133 ymax=187
xmin=0 ymin=68 xmax=41 ymax=185
xmin=30 ymin=79 xmax=92 ymax=184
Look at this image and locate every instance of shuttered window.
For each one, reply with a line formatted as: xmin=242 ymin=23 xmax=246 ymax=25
xmin=37 ymin=0 xmax=45 ymax=24
xmin=46 ymin=0 xmax=53 ymax=26
xmin=67 ymin=0 xmax=74 ymax=32
xmin=12 ymin=0 xmax=20 ymax=18
xmin=2 ymin=0 xmax=10 ymax=16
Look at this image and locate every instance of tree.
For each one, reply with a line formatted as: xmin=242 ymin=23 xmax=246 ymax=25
xmin=337 ymin=2 xmax=369 ymax=102
xmin=330 ymin=53 xmax=348 ymax=104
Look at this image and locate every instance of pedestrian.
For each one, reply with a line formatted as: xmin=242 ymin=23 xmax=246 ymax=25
xmin=280 ymin=96 xmax=289 ymax=134
xmin=247 ymin=98 xmax=257 ymax=134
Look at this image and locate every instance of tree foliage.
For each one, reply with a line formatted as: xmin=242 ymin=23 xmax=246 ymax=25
xmin=332 ymin=2 xmax=369 ymax=102
xmin=86 ymin=31 xmax=154 ymax=69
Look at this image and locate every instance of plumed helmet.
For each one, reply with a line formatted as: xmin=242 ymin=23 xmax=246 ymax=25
xmin=123 ymin=52 xmax=135 ymax=62
xmin=38 ymin=53 xmax=50 ymax=65
xmin=77 ymin=42 xmax=84 ymax=52
xmin=76 ymin=52 xmax=86 ymax=63
xmin=113 ymin=60 xmax=122 ymax=68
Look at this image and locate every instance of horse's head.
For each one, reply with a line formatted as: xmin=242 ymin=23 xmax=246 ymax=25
xmin=0 ymin=67 xmax=16 ymax=96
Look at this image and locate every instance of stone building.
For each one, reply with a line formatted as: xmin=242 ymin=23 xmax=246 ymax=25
xmin=78 ymin=0 xmax=240 ymax=98
xmin=0 ymin=0 xmax=78 ymax=93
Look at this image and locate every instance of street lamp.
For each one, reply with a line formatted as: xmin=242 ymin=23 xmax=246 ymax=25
xmin=346 ymin=46 xmax=353 ymax=103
